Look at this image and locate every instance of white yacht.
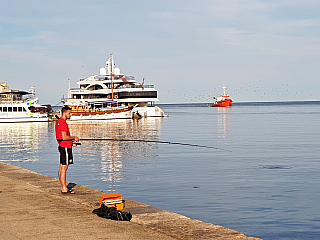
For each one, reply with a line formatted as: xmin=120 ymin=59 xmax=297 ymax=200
xmin=62 ymin=53 xmax=167 ymax=120
xmin=0 ymin=83 xmax=50 ymax=123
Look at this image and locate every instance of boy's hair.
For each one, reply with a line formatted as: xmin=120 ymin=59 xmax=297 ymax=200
xmin=61 ymin=106 xmax=72 ymax=114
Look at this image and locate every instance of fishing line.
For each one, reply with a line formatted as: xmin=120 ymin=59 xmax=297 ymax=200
xmin=52 ymin=102 xmax=64 ymax=107
xmin=55 ymin=116 xmax=231 ymax=152
xmin=80 ymin=138 xmax=231 ymax=152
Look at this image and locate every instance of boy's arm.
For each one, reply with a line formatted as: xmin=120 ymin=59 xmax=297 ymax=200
xmin=61 ymin=132 xmax=80 ymax=142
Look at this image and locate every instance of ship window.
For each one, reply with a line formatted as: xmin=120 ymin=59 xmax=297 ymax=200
xmin=87 ymin=84 xmax=103 ymax=90
xmin=118 ymin=91 xmax=157 ymax=98
xmin=23 ymin=107 xmax=27 ymax=112
xmin=18 ymin=107 xmax=23 ymax=112
xmin=13 ymin=107 xmax=17 ymax=112
xmin=81 ymin=84 xmax=90 ymax=89
xmin=8 ymin=107 xmax=12 ymax=112
xmin=3 ymin=107 xmax=7 ymax=112
xmin=0 ymin=107 xmax=2 ymax=112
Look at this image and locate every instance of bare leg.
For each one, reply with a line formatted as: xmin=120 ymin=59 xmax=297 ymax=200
xmin=59 ymin=163 xmax=69 ymax=192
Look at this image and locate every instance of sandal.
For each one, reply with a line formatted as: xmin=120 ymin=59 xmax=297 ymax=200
xmin=61 ymin=188 xmax=75 ymax=194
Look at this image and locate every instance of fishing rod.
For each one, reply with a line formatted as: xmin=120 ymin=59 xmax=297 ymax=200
xmin=55 ymin=115 xmax=231 ymax=151
xmin=80 ymin=138 xmax=231 ymax=152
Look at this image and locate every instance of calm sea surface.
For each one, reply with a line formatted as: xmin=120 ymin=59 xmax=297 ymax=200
xmin=1 ymin=102 xmax=320 ymax=240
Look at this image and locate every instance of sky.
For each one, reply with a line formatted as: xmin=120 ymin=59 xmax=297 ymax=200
xmin=0 ymin=0 xmax=320 ymax=104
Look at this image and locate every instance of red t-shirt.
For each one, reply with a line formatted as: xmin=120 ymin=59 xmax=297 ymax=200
xmin=55 ymin=118 xmax=73 ymax=148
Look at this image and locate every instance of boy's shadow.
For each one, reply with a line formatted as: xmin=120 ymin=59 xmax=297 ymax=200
xmin=67 ymin=182 xmax=77 ymax=189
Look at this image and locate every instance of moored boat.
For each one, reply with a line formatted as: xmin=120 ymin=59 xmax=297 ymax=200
xmin=212 ymin=86 xmax=232 ymax=107
xmin=67 ymin=101 xmax=135 ymax=121
xmin=0 ymin=83 xmax=50 ymax=123
xmin=62 ymin=53 xmax=167 ymax=120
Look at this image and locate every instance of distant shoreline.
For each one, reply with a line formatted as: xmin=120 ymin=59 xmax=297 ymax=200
xmin=158 ymin=100 xmax=320 ymax=105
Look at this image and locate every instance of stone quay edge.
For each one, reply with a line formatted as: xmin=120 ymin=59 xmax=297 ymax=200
xmin=0 ymin=163 xmax=262 ymax=240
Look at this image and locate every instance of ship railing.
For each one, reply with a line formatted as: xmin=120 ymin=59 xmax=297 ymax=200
xmin=23 ymin=96 xmax=37 ymax=102
xmin=69 ymin=85 xmax=154 ymax=91
xmin=130 ymin=85 xmax=154 ymax=89
xmin=81 ymin=75 xmax=136 ymax=81
xmin=0 ymin=100 xmax=29 ymax=104
xmin=69 ymin=89 xmax=86 ymax=92
xmin=113 ymin=85 xmax=155 ymax=89
xmin=0 ymin=96 xmax=38 ymax=104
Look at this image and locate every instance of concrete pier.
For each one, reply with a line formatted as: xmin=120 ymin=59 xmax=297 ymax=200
xmin=0 ymin=163 xmax=262 ymax=239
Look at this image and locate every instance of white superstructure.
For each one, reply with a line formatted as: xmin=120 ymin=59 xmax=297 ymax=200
xmin=62 ymin=54 xmax=167 ymax=118
xmin=0 ymin=85 xmax=50 ymax=123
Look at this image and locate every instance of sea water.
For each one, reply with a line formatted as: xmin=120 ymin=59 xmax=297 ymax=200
xmin=1 ymin=102 xmax=320 ymax=240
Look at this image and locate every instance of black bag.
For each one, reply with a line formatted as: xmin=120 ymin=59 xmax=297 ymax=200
xmin=92 ymin=203 xmax=132 ymax=221
xmin=109 ymin=209 xmax=132 ymax=221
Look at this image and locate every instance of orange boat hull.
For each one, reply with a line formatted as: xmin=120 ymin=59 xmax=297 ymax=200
xmin=212 ymin=99 xmax=233 ymax=107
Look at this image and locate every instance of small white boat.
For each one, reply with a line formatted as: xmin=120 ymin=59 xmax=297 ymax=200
xmin=0 ymin=84 xmax=50 ymax=123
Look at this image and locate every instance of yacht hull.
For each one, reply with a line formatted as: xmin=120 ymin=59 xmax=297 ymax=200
xmin=68 ymin=107 xmax=133 ymax=121
xmin=212 ymin=99 xmax=233 ymax=107
xmin=0 ymin=116 xmax=49 ymax=123
xmin=132 ymin=106 xmax=168 ymax=117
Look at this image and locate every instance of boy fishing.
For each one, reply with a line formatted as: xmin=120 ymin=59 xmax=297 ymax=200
xmin=55 ymin=106 xmax=80 ymax=194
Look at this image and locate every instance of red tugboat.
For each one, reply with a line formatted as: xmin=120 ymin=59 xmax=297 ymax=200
xmin=212 ymin=86 xmax=232 ymax=107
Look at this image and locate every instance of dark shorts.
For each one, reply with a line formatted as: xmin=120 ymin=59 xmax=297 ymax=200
xmin=58 ymin=146 xmax=74 ymax=165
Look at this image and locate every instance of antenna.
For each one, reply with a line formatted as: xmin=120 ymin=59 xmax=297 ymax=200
xmin=110 ymin=53 xmax=114 ymax=101
xmin=222 ymin=86 xmax=227 ymax=96
xmin=30 ymin=86 xmax=36 ymax=97
xmin=67 ymin=79 xmax=71 ymax=99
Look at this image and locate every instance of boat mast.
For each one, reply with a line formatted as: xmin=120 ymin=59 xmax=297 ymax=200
xmin=67 ymin=79 xmax=71 ymax=99
xmin=222 ymin=86 xmax=227 ymax=96
xmin=110 ymin=53 xmax=114 ymax=101
xmin=30 ymin=86 xmax=36 ymax=97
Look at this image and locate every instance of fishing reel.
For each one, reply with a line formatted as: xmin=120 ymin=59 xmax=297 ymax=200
xmin=72 ymin=140 xmax=81 ymax=146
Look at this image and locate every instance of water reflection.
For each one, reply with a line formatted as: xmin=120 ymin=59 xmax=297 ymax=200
xmin=216 ymin=107 xmax=232 ymax=140
xmin=0 ymin=123 xmax=50 ymax=162
xmin=68 ymin=118 xmax=163 ymax=191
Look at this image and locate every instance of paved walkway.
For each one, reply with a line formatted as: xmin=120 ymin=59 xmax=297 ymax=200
xmin=0 ymin=163 xmax=261 ymax=239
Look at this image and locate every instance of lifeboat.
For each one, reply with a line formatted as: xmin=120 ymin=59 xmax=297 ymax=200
xmin=212 ymin=86 xmax=232 ymax=107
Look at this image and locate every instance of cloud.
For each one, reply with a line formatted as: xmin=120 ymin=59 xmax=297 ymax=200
xmin=32 ymin=31 xmax=80 ymax=46
xmin=0 ymin=44 xmax=80 ymax=67
xmin=260 ymin=19 xmax=320 ymax=35
xmin=146 ymin=0 xmax=320 ymax=58
xmin=1 ymin=0 xmax=320 ymax=103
